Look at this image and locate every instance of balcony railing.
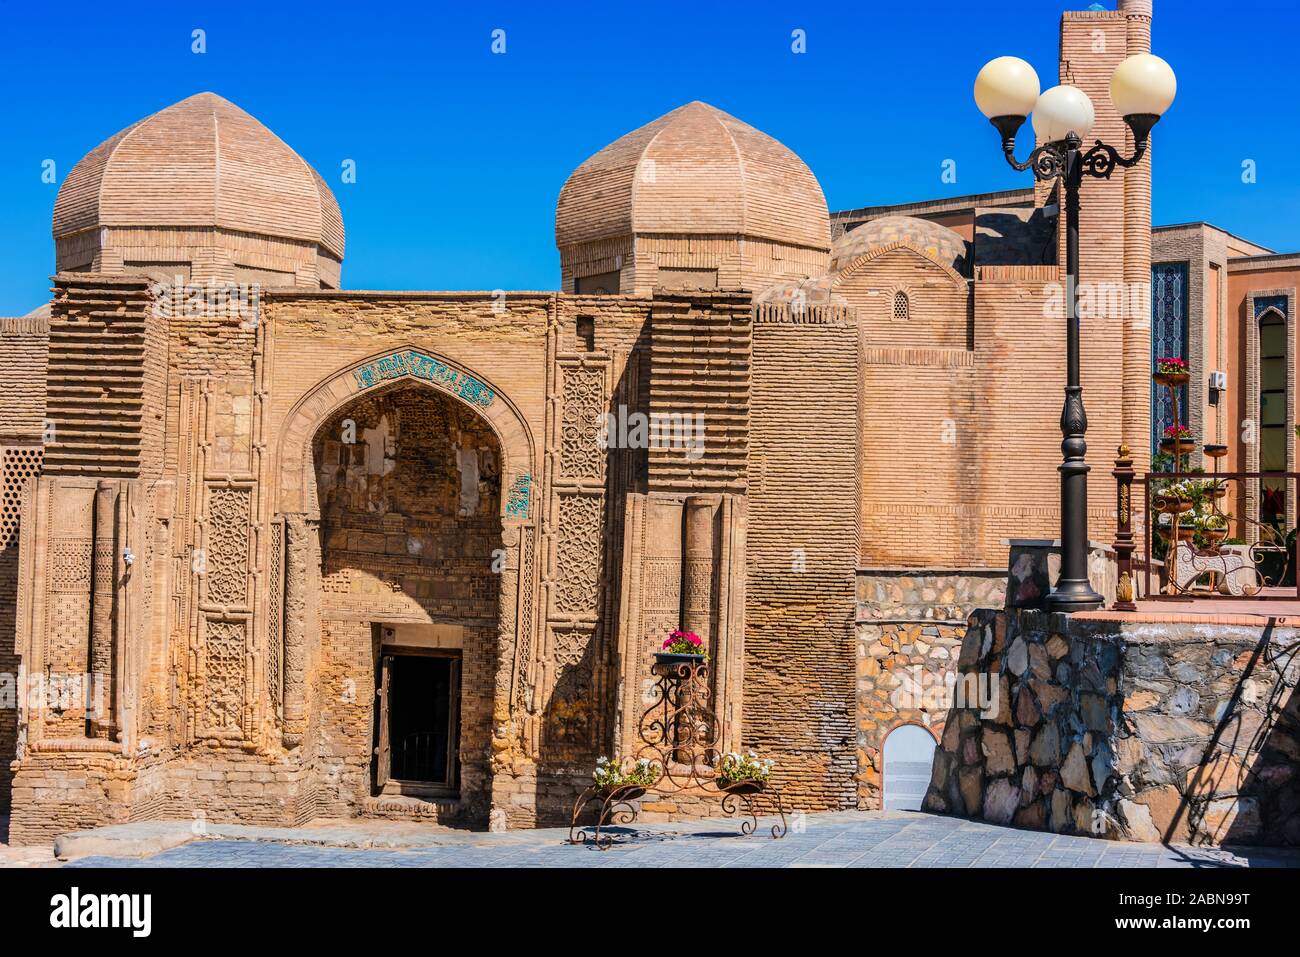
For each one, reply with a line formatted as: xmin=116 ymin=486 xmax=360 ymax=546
xmin=1112 ymin=446 xmax=1300 ymax=606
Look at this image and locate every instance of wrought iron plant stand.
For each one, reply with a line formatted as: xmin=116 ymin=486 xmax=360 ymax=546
xmin=567 ymin=657 xmax=790 ymax=849
xmin=1147 ymin=371 xmax=1291 ymax=598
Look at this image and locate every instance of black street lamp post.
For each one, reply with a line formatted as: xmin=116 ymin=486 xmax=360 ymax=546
xmin=975 ymin=55 xmax=1176 ymax=613
xmin=995 ymin=118 xmax=1156 ymax=612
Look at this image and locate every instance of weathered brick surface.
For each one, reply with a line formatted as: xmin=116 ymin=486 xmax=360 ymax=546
xmin=557 ymin=102 xmax=831 ymax=296
xmin=0 ymin=316 xmax=46 ymax=811
xmin=2 ymin=2 xmax=1185 ymax=840
xmin=53 ymin=93 xmax=342 ymax=288
xmin=0 ymin=316 xmax=49 ymax=440
xmin=745 ymin=306 xmax=859 ymax=810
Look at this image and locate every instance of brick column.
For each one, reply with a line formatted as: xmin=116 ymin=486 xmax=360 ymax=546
xmin=89 ymin=481 xmax=119 ymax=738
xmin=281 ymin=513 xmax=318 ymax=749
xmin=681 ymin=495 xmax=715 ymax=643
xmin=1121 ymin=0 xmax=1154 ymax=468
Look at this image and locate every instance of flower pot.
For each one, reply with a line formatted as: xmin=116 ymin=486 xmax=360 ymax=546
xmin=1154 ymin=495 xmax=1192 ymax=514
xmin=595 ymin=784 xmax=646 ymax=802
xmin=1153 ymin=371 xmax=1190 ymax=387
xmin=1160 ymin=438 xmax=1197 ymax=455
xmin=654 ymin=652 xmax=706 ymax=668
xmin=718 ymin=779 xmax=767 ymax=796
xmin=1176 ymin=527 xmax=1196 ymax=542
xmin=1203 ymin=528 xmax=1228 ymax=544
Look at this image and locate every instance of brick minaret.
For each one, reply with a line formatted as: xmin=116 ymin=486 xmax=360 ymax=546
xmin=1055 ymin=1 xmax=1155 ymax=540
xmin=1120 ymin=0 xmax=1154 ymax=469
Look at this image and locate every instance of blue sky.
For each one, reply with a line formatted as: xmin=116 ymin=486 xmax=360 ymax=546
xmin=0 ymin=0 xmax=1295 ymax=314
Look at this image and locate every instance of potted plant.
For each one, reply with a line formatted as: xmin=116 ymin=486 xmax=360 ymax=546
xmin=1153 ymin=356 xmax=1190 ymax=385
xmin=591 ymin=756 xmax=660 ymax=801
xmin=1153 ymin=479 xmax=1193 ymax=513
xmin=1153 ymin=491 xmax=1184 ymax=513
xmin=715 ymin=751 xmax=775 ymax=795
xmin=1196 ymin=511 xmax=1230 ymax=545
xmin=655 ymin=629 xmax=708 ymax=667
xmin=1174 ymin=477 xmax=1228 ymax=506
xmin=1159 ymin=424 xmax=1197 ymax=456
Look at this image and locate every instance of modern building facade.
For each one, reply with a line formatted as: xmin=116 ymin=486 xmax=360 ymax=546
xmin=1150 ymin=224 xmax=1300 ymax=533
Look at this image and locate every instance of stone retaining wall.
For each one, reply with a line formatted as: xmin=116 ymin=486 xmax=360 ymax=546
xmin=925 ymin=607 xmax=1300 ymax=846
xmin=855 ymin=568 xmax=1005 ymax=808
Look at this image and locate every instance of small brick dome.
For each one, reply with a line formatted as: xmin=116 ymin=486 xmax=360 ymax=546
xmin=755 ymin=275 xmax=846 ymax=307
xmin=54 ymin=92 xmax=344 ymax=263
xmin=556 ymin=101 xmax=830 ymax=253
xmin=831 ymin=215 xmax=967 ymax=276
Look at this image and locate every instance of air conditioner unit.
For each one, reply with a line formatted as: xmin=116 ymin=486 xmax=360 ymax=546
xmin=1209 ymin=370 xmax=1227 ymax=392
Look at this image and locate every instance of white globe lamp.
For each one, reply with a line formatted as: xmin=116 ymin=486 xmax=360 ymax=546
xmin=974 ymin=56 xmax=1041 ymax=120
xmin=1111 ymin=53 xmax=1177 ymax=119
xmin=1031 ymin=85 xmax=1096 ymax=142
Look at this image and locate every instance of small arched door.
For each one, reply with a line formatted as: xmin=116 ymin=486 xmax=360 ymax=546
xmin=882 ymin=724 xmax=937 ymax=811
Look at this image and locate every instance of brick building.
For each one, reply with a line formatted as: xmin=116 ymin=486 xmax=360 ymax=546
xmin=1149 ymin=225 xmax=1300 ymax=534
xmin=0 ymin=1 xmax=1171 ymax=840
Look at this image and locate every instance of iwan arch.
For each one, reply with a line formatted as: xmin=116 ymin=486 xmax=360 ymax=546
xmin=0 ymin=2 xmax=1167 ymax=842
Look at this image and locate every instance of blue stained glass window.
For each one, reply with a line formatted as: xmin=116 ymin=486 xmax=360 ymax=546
xmin=1151 ymin=262 xmax=1189 ymax=451
xmin=1255 ymin=295 xmax=1287 ymax=321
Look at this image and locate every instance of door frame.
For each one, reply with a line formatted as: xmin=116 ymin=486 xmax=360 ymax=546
xmin=374 ymin=644 xmax=462 ymax=798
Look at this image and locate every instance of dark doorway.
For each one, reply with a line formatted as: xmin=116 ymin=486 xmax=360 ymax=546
xmin=375 ymin=649 xmax=461 ymax=796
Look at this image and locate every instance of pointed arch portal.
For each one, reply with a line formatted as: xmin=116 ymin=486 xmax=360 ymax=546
xmin=276 ymin=347 xmax=536 ymax=523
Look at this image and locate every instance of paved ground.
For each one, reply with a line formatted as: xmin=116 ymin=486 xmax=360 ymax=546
xmin=34 ymin=810 xmax=1300 ymax=868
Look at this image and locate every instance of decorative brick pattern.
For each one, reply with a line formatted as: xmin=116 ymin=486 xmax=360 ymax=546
xmin=745 ymin=305 xmax=859 ymax=811
xmin=54 ymin=93 xmax=342 ymax=287
xmin=0 ymin=2 xmax=1187 ymax=840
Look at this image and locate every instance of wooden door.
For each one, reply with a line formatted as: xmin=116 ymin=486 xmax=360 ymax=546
xmin=375 ymin=653 xmax=393 ymax=789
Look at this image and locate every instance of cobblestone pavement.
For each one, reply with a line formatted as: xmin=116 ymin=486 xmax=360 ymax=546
xmin=55 ymin=811 xmax=1300 ymax=868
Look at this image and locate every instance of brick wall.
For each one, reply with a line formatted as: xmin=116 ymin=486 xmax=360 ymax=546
xmin=0 ymin=549 xmax=18 ymax=811
xmin=0 ymin=316 xmax=49 ymax=441
xmin=746 ymin=305 xmax=859 ymax=809
xmin=0 ymin=316 xmax=47 ymax=811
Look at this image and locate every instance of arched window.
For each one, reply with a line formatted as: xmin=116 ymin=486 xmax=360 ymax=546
xmin=892 ymin=290 xmax=910 ymax=321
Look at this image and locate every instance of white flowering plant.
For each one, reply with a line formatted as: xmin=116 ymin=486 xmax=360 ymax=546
xmin=716 ymin=751 xmax=774 ymax=786
xmin=1192 ymin=510 xmax=1230 ymax=531
xmin=592 ymin=756 xmax=660 ymax=790
xmin=1152 ymin=473 xmax=1234 ymax=553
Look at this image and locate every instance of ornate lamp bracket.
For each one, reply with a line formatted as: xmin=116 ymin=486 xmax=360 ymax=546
xmin=993 ymin=113 xmax=1157 ymax=184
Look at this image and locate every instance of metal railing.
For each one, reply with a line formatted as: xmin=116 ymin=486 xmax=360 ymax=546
xmin=1112 ymin=446 xmax=1300 ymax=605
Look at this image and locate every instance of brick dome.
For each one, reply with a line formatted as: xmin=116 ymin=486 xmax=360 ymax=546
xmin=755 ymin=275 xmax=846 ymax=307
xmin=831 ymin=215 xmax=967 ymax=276
xmin=53 ymin=92 xmax=344 ymax=285
xmin=556 ymin=101 xmax=830 ymax=253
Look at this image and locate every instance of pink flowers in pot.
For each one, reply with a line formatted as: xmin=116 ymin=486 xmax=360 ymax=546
xmin=1155 ymin=356 xmax=1188 ymax=376
xmin=1163 ymin=424 xmax=1192 ymax=440
xmin=661 ymin=629 xmax=706 ymax=657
